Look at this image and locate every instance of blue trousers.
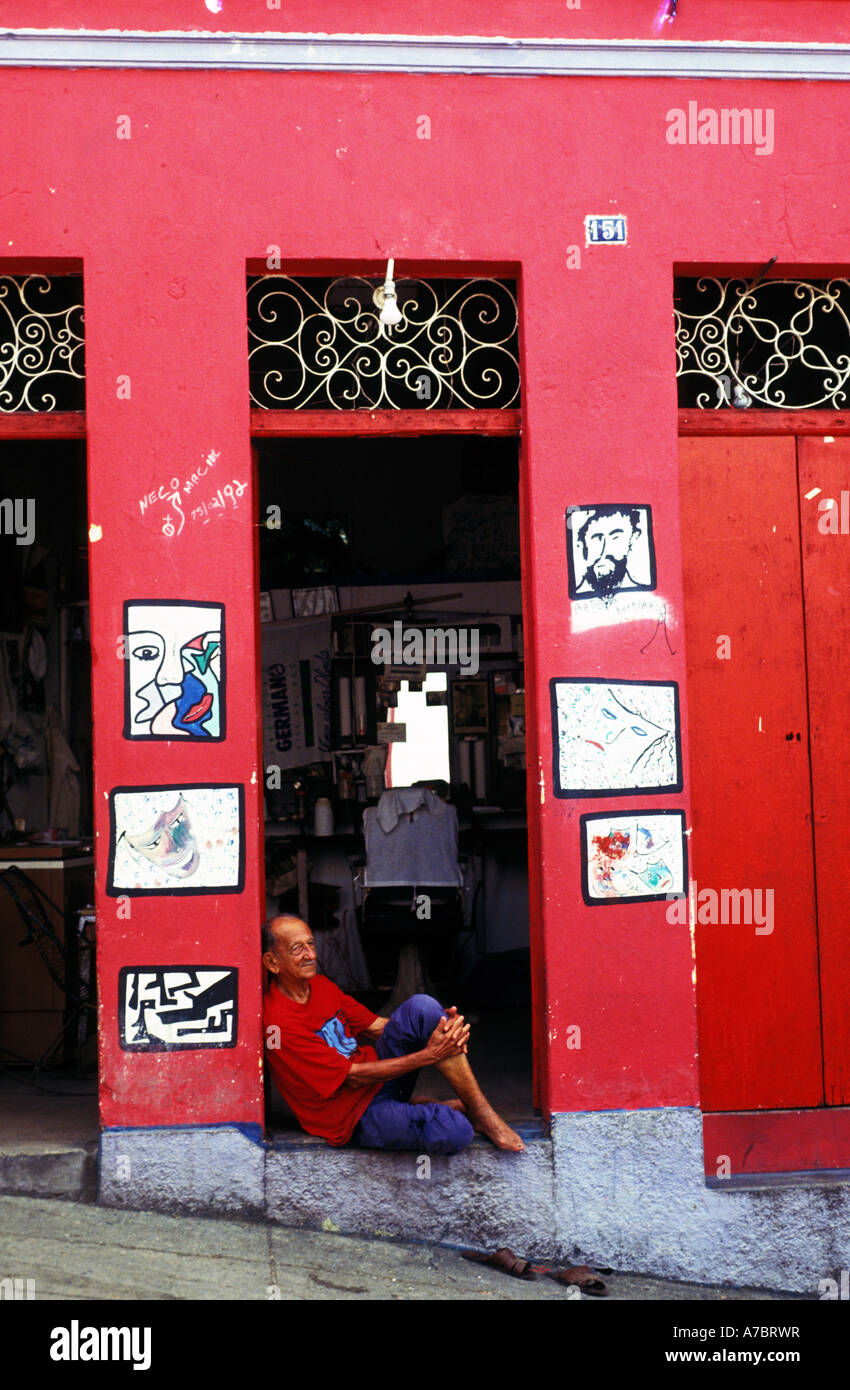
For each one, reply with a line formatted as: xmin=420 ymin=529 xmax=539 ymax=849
xmin=352 ymin=994 xmax=475 ymax=1156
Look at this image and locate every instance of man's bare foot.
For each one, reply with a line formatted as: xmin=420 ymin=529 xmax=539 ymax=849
xmin=413 ymin=1096 xmax=466 ymax=1112
xmin=467 ymin=1105 xmax=525 ymax=1152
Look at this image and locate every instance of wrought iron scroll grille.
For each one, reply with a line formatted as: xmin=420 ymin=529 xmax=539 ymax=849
xmin=675 ymin=276 xmax=850 ymax=410
xmin=0 ymin=275 xmax=85 ymax=412
xmin=247 ymin=276 xmax=520 ymax=410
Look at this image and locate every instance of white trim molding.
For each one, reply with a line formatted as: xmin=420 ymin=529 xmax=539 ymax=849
xmin=2 ymin=30 xmax=850 ymax=81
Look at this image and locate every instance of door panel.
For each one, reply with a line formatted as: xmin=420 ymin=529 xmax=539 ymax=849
xmin=798 ymin=437 xmax=850 ymax=1105
xmin=679 ymin=436 xmax=824 ymax=1111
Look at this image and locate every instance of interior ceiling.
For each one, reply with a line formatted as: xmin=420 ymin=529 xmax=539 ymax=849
xmin=257 ymin=434 xmax=520 ymax=588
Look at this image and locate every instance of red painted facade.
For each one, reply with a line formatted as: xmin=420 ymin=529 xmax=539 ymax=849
xmin=5 ymin=0 xmax=850 ymax=45
xmin=3 ymin=2 xmax=850 ymax=1153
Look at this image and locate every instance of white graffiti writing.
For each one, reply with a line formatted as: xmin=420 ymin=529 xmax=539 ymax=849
xmin=138 ymin=450 xmax=224 ymax=538
xmin=190 ymin=480 xmax=248 ymax=525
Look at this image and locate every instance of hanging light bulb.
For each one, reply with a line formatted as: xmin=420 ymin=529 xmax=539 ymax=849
xmin=381 ymin=294 xmax=403 ymax=329
xmin=732 ymin=343 xmax=753 ymax=409
xmin=373 ymin=258 xmax=403 ymax=333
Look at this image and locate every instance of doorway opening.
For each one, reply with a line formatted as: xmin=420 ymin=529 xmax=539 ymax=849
xmin=0 ymin=437 xmax=96 ymax=1186
xmin=257 ymin=432 xmax=534 ymax=1130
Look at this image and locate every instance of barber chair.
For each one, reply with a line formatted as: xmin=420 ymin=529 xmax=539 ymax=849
xmin=351 ymin=788 xmax=467 ymax=1015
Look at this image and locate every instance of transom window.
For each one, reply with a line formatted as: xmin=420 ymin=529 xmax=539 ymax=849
xmin=0 ymin=275 xmax=85 ymax=412
xmin=247 ymin=275 xmax=519 ymax=411
xmin=675 ymin=275 xmax=850 ymax=410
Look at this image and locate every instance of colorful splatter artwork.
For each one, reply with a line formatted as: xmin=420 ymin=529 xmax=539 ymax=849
xmin=107 ymin=784 xmax=244 ymax=895
xmin=550 ymin=678 xmax=681 ymax=797
xmin=581 ymin=811 xmax=687 ymax=904
xmin=124 ymin=601 xmax=224 ymax=740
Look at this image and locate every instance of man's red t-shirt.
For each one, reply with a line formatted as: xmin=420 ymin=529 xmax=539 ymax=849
xmin=264 ymin=974 xmax=383 ymax=1146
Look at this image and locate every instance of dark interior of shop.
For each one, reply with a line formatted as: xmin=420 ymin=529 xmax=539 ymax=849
xmin=0 ymin=438 xmax=97 ymax=1161
xmin=257 ymin=434 xmax=533 ymax=1128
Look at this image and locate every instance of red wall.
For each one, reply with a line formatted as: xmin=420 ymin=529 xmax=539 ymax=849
xmin=5 ymin=0 xmax=850 ymax=44
xmin=2 ymin=6 xmax=847 ymax=1125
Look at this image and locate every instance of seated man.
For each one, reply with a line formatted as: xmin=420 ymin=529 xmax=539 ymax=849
xmin=262 ymin=914 xmax=525 ymax=1156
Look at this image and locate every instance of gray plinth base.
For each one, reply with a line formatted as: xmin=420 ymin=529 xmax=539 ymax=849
xmin=99 ymin=1124 xmax=265 ymax=1219
xmin=551 ymin=1108 xmax=850 ymax=1293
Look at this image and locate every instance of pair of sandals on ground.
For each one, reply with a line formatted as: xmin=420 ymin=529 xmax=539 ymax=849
xmin=463 ymin=1246 xmax=610 ymax=1295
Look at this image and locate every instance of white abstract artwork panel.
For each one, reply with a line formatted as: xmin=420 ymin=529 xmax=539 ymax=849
xmin=551 ymin=679 xmax=681 ymax=796
xmin=108 ymin=784 xmax=244 ymax=895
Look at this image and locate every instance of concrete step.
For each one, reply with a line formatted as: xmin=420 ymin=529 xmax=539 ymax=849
xmin=0 ymin=1073 xmax=99 ymax=1203
xmin=0 ymin=1143 xmax=97 ymax=1202
xmin=99 ymin=1118 xmax=557 ymax=1259
xmin=266 ymin=1120 xmax=554 ymax=1256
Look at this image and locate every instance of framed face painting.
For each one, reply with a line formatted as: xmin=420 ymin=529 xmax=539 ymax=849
xmin=124 ymin=600 xmax=224 ymax=740
xmin=566 ymin=504 xmax=656 ymax=602
xmin=107 ymin=784 xmax=245 ymax=895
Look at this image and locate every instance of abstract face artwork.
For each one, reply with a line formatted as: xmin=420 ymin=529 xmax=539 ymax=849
xmin=124 ymin=601 xmax=224 ymax=740
xmin=122 ymin=795 xmax=200 ymax=879
xmin=119 ymin=967 xmax=238 ymax=1049
xmin=581 ymin=811 xmax=687 ymax=904
xmin=108 ymin=784 xmax=244 ymax=895
xmin=566 ymin=505 xmax=655 ymax=601
xmin=550 ymin=678 xmax=681 ymax=796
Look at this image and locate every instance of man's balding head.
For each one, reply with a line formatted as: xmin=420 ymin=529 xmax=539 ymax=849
xmin=261 ymin=914 xmax=306 ymax=953
xmin=262 ymin=915 xmax=317 ymax=997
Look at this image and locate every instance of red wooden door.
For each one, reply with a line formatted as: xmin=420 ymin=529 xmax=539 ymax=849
xmin=679 ymin=436 xmax=824 ymax=1111
xmin=798 ymin=437 xmax=850 ymax=1105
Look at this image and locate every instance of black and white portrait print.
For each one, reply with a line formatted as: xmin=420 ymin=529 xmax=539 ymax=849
xmin=566 ymin=504 xmax=656 ymax=601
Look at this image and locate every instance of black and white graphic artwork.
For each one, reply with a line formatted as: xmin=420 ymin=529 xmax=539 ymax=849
xmin=566 ymin=504 xmax=656 ymax=601
xmin=118 ymin=967 xmax=238 ymax=1050
xmin=550 ymin=677 xmax=682 ymax=798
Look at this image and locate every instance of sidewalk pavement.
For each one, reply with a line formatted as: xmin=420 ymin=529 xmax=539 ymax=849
xmin=0 ymin=1194 xmax=807 ymax=1301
